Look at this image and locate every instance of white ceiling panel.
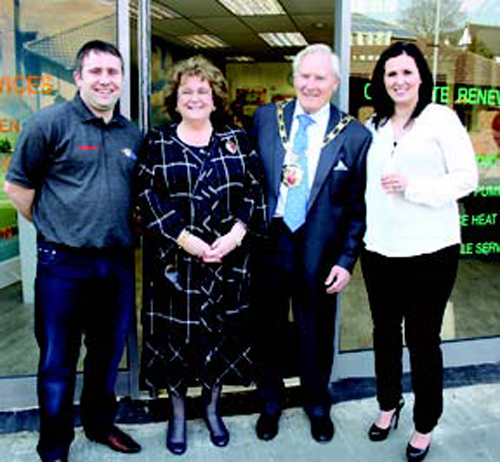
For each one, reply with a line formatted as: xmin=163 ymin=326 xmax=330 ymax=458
xmin=152 ymin=18 xmax=206 ymax=35
xmin=240 ymin=15 xmax=296 ymax=33
xmin=160 ymin=0 xmax=232 ymax=17
xmin=146 ymin=1 xmax=344 ymax=61
xmin=190 ymin=17 xmax=256 ymax=36
xmin=280 ymin=0 xmax=337 ymax=14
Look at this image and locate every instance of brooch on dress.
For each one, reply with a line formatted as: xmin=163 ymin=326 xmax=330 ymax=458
xmin=225 ymin=140 xmax=237 ymax=153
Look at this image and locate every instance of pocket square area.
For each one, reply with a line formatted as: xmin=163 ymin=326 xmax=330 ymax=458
xmin=333 ymin=160 xmax=349 ymax=171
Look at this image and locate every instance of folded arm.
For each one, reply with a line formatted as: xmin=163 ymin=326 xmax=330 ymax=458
xmin=3 ymin=181 xmax=35 ymax=222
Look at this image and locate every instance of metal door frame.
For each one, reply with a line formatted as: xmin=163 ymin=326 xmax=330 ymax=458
xmin=1 ymin=0 xmax=498 ymax=412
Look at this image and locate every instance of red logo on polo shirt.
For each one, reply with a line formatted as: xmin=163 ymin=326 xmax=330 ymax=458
xmin=76 ymin=145 xmax=100 ymax=150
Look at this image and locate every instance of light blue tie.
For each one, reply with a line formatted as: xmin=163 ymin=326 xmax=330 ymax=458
xmin=284 ymin=114 xmax=314 ymax=232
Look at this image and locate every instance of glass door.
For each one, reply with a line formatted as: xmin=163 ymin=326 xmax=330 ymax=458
xmin=0 ymin=0 xmax=137 ymax=409
xmin=130 ymin=0 xmax=348 ymax=392
xmin=338 ymin=0 xmax=500 ymax=378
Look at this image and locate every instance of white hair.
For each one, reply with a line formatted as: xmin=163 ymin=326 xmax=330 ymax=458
xmin=292 ymin=43 xmax=340 ymax=80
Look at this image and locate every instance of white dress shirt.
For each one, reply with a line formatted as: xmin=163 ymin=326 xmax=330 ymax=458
xmin=275 ymin=102 xmax=330 ymax=217
xmin=364 ymin=103 xmax=479 ymax=257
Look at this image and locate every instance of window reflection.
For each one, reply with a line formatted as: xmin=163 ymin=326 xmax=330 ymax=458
xmin=0 ymin=0 xmax=117 ymax=377
xmin=342 ymin=0 xmax=500 ymax=351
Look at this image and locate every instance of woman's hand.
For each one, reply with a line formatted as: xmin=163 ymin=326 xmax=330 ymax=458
xmin=381 ymin=173 xmax=408 ymax=194
xmin=177 ymin=230 xmax=212 ymax=258
xmin=203 ymin=221 xmax=247 ymax=263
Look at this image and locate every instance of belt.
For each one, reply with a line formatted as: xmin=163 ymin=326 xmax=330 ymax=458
xmin=37 ymin=236 xmax=129 ymax=256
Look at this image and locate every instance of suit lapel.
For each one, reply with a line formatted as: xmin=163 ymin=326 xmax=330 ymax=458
xmin=271 ymin=100 xmax=295 ymax=198
xmin=308 ymin=104 xmax=344 ymax=211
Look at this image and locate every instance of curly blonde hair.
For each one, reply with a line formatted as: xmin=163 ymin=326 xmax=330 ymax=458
xmin=164 ymin=55 xmax=229 ymax=125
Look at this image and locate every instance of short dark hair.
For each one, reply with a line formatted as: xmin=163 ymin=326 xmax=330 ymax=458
xmin=74 ymin=40 xmax=123 ymax=74
xmin=370 ymin=41 xmax=433 ymax=129
xmin=164 ymin=55 xmax=230 ymax=127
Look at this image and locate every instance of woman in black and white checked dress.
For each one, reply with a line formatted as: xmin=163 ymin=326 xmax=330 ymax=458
xmin=136 ymin=56 xmax=266 ymax=454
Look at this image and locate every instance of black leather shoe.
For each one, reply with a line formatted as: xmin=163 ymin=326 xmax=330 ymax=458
xmin=368 ymin=399 xmax=405 ymax=442
xmin=310 ymin=414 xmax=334 ymax=443
xmin=39 ymin=448 xmax=69 ymax=462
xmin=256 ymin=412 xmax=280 ymax=441
xmin=406 ymin=442 xmax=431 ymax=461
xmin=88 ymin=426 xmax=141 ymax=454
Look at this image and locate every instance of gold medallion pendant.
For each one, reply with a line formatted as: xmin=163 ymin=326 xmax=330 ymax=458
xmin=282 ymin=163 xmax=304 ymax=188
xmin=275 ymin=101 xmax=354 ymax=189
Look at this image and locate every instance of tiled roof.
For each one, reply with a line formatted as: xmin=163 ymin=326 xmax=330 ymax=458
xmin=351 ymin=41 xmax=500 ymax=88
xmin=469 ymin=24 xmax=500 ymax=57
xmin=23 ymin=15 xmax=116 ymax=70
xmin=352 ymin=13 xmax=416 ymax=40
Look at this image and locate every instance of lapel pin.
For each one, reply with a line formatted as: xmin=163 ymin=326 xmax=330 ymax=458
xmin=225 ymin=140 xmax=237 ymax=153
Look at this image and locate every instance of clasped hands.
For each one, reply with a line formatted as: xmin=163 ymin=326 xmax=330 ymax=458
xmin=177 ymin=222 xmax=247 ymax=263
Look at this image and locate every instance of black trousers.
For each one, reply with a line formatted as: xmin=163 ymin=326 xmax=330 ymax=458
xmin=252 ymin=219 xmax=337 ymax=415
xmin=361 ymin=245 xmax=460 ymax=433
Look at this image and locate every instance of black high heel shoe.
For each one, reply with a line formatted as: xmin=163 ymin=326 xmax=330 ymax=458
xmin=166 ymin=420 xmax=187 ymax=455
xmin=368 ymin=399 xmax=404 ymax=442
xmin=203 ymin=414 xmax=229 ymax=447
xmin=406 ymin=442 xmax=431 ymax=461
xmin=166 ymin=392 xmax=187 ymax=455
xmin=202 ymin=386 xmax=230 ymax=447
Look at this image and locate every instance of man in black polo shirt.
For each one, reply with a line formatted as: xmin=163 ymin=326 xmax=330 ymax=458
xmin=4 ymin=40 xmax=141 ymax=462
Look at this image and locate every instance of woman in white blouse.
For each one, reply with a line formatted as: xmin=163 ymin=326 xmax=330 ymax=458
xmin=362 ymin=42 xmax=478 ymax=461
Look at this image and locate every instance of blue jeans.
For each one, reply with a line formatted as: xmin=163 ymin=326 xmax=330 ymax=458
xmin=35 ymin=241 xmax=135 ymax=461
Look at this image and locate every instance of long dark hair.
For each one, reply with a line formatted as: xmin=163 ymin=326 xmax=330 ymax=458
xmin=370 ymin=41 xmax=433 ymax=129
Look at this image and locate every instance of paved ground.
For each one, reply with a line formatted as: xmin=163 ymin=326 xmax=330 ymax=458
xmin=1 ymin=382 xmax=499 ymax=462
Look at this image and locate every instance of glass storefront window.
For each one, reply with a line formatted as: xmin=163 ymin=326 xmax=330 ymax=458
xmin=342 ymin=0 xmax=500 ymax=351
xmin=0 ymin=0 xmax=117 ymax=377
xmin=1 ymin=0 xmax=497 ymax=401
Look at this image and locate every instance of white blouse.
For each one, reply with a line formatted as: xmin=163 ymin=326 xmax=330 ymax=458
xmin=364 ymin=103 xmax=479 ymax=257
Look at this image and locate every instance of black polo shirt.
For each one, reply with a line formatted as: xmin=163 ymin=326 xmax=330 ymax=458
xmin=7 ymin=93 xmax=141 ymax=249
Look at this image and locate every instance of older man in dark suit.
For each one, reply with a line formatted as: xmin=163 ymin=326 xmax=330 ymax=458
xmin=251 ymin=43 xmax=372 ymax=443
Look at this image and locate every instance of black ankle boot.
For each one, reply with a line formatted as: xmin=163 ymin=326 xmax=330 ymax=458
xmin=202 ymin=385 xmax=230 ymax=447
